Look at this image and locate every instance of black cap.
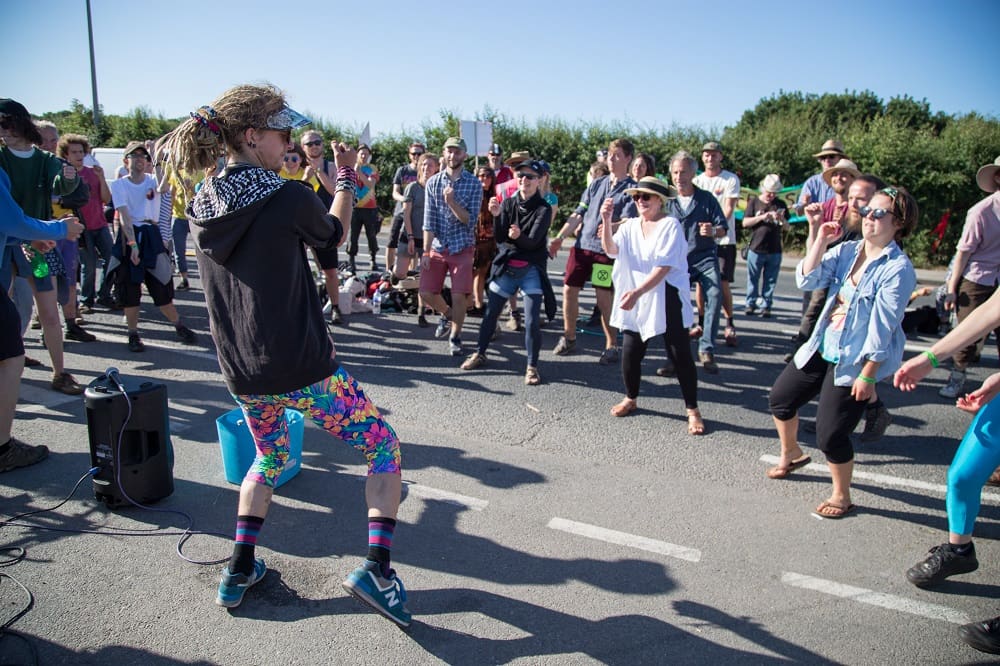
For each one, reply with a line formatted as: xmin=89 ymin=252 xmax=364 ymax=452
xmin=0 ymin=99 xmax=30 ymax=118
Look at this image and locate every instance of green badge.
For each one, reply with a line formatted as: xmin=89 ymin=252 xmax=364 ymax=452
xmin=591 ymin=263 xmax=613 ymax=288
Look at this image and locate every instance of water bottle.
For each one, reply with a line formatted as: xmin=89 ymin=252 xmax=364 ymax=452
xmin=30 ymin=249 xmax=50 ymax=278
xmin=372 ymin=288 xmax=382 ymax=315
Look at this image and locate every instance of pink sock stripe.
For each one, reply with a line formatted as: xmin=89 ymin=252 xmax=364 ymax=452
xmin=369 ymin=535 xmax=392 ymax=547
xmin=235 ymin=531 xmax=258 ymax=545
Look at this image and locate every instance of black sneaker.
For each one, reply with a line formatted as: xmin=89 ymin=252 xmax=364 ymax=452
xmin=176 ymin=277 xmax=190 ymax=291
xmin=906 ymin=543 xmax=978 ymax=588
xmin=0 ymin=438 xmax=49 ymax=473
xmin=65 ymin=322 xmax=97 ymax=342
xmin=175 ymin=324 xmax=197 ymax=345
xmin=958 ymin=616 xmax=1000 ymax=656
xmin=417 ymin=314 xmax=428 ymax=328
xmin=97 ymin=296 xmax=123 ymax=311
xmin=128 ymin=331 xmax=145 ymax=353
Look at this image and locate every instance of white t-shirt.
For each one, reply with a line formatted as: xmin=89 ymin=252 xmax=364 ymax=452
xmin=608 ymin=216 xmax=692 ymax=341
xmin=693 ymin=169 xmax=740 ymax=245
xmin=110 ymin=174 xmax=159 ymax=225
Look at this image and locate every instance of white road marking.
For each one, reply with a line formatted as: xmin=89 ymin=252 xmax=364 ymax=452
xmin=547 ymin=517 xmax=702 ymax=562
xmin=404 ymin=483 xmax=488 ymax=511
xmin=16 ymin=384 xmax=82 ymax=412
xmin=759 ymin=454 xmax=1000 ymax=504
xmin=781 ymin=571 xmax=969 ymax=624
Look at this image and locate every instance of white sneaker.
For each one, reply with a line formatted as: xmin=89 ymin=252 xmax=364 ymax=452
xmin=939 ymin=370 xmax=966 ymax=399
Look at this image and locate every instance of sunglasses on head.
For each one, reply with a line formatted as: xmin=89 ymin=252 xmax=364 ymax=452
xmin=631 ymin=193 xmax=656 ymax=202
xmin=303 ymin=139 xmax=323 ymax=147
xmin=284 ymin=156 xmax=299 ymax=162
xmin=858 ymin=205 xmax=894 ymax=220
xmin=516 ymin=172 xmax=538 ymax=180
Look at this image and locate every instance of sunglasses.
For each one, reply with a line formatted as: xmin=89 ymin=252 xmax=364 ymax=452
xmin=631 ymin=193 xmax=656 ymax=202
xmin=516 ymin=172 xmax=538 ymax=180
xmin=858 ymin=205 xmax=894 ymax=220
xmin=284 ymin=156 xmax=299 ymax=163
xmin=303 ymin=139 xmax=323 ymax=147
xmin=410 ymin=151 xmax=424 ymax=157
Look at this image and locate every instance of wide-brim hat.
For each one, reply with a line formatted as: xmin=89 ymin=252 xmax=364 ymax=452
xmin=822 ymin=158 xmax=861 ymax=186
xmin=624 ymin=176 xmax=676 ymax=203
xmin=504 ymin=150 xmax=532 ymax=166
xmin=813 ymin=139 xmax=847 ymax=159
xmin=976 ymin=156 xmax=1000 ymax=193
xmin=759 ymin=174 xmax=783 ymax=193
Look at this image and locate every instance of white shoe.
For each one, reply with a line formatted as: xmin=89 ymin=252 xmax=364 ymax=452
xmin=939 ymin=370 xmax=966 ymax=399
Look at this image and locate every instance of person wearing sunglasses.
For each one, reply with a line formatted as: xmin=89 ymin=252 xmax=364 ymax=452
xmin=460 ymin=160 xmax=552 ymax=385
xmin=279 ymin=142 xmax=306 ymax=180
xmin=386 ymin=142 xmax=425 ymax=272
xmin=299 ymin=130 xmax=345 ymax=326
xmin=767 ymin=186 xmax=918 ymax=519
xmin=598 ymin=177 xmax=702 ymax=433
xmin=165 ymin=84 xmax=410 ymax=625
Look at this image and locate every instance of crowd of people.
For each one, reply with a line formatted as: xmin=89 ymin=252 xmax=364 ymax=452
xmin=2 ymin=90 xmax=1000 ymax=653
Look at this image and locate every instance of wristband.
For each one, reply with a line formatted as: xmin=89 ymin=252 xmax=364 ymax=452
xmin=858 ymin=375 xmax=877 ymax=384
xmin=922 ymin=350 xmax=940 ymax=368
xmin=127 ymin=240 xmax=137 ymax=248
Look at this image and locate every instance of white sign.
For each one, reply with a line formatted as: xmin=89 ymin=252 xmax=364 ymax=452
xmin=459 ymin=121 xmax=493 ymax=157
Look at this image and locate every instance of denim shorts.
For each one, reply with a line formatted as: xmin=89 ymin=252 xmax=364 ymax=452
xmin=489 ymin=264 xmax=542 ymax=298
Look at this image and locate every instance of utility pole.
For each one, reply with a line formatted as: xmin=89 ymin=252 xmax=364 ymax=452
xmin=86 ymin=0 xmax=100 ymax=132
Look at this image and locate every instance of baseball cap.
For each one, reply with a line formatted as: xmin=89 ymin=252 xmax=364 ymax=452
xmin=701 ymin=141 xmax=722 ymax=153
xmin=123 ymin=140 xmax=151 ymax=159
xmin=443 ymin=137 xmax=467 ymax=151
xmin=0 ymin=98 xmax=30 ymax=118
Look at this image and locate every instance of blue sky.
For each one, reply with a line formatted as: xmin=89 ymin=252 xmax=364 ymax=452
xmin=5 ymin=0 xmax=998 ymax=139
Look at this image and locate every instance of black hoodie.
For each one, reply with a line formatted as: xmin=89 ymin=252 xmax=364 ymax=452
xmin=189 ymin=165 xmax=342 ymax=395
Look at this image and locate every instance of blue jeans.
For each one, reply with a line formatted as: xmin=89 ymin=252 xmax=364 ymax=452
xmin=477 ymin=265 xmax=543 ymax=366
xmin=80 ymin=226 xmax=114 ymax=304
xmin=688 ymin=254 xmax=721 ymax=354
xmin=171 ymin=217 xmax=190 ymax=273
xmin=745 ymin=250 xmax=782 ymax=310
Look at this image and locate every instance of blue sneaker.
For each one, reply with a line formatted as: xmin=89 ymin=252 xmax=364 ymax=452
xmin=215 ymin=557 xmax=266 ymax=608
xmin=342 ymin=559 xmax=412 ymax=627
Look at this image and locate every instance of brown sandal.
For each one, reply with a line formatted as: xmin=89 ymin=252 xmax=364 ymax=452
xmin=610 ymin=399 xmax=637 ymax=417
xmin=766 ymin=455 xmax=812 ymax=479
xmin=524 ymin=366 xmax=541 ymax=385
xmin=686 ymin=409 xmax=705 ymax=435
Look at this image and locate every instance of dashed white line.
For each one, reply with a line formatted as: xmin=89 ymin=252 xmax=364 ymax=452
xmin=404 ymin=483 xmax=488 ymax=511
xmin=781 ymin=571 xmax=969 ymax=624
xmin=547 ymin=517 xmax=701 ymax=562
xmin=759 ymin=454 xmax=1000 ymax=503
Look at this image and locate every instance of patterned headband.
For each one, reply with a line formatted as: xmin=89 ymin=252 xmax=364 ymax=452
xmin=189 ymin=106 xmax=221 ymax=136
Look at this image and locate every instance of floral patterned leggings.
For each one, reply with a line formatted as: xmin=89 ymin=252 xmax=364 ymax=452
xmin=233 ymin=366 xmax=401 ymax=488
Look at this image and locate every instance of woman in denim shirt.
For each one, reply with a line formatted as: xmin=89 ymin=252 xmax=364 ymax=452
xmin=767 ymin=187 xmax=918 ymax=518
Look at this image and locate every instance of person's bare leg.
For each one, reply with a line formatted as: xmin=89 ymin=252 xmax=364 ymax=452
xmin=823 ymin=459 xmax=855 ymax=510
xmin=562 ymin=284 xmax=580 ymax=340
xmin=33 ymin=286 xmax=65 ymax=376
xmin=772 ymin=415 xmax=807 ymax=467
xmin=450 ymin=292 xmax=467 ymax=337
xmin=323 ymin=268 xmax=339 ymax=307
xmin=365 ymin=472 xmax=402 ymax=519
xmin=721 ymin=280 xmax=734 ymax=321
xmin=125 ymin=306 xmax=141 ymax=331
xmin=595 ymin=287 xmax=617 ymax=349
xmin=157 ymin=302 xmax=181 ymax=324
xmin=0 ymin=355 xmax=25 ymax=442
xmin=420 ymin=292 xmax=450 ymax=318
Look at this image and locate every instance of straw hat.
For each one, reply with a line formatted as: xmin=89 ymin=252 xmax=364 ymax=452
xmin=624 ymin=176 xmax=676 ymax=203
xmin=813 ymin=139 xmax=847 ymax=158
xmin=822 ymin=159 xmax=861 ymax=186
xmin=976 ymin=156 xmax=1000 ymax=193
xmin=759 ymin=174 xmax=783 ymax=193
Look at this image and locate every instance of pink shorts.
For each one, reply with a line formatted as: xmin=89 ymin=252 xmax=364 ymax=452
xmin=419 ymin=247 xmax=474 ymax=295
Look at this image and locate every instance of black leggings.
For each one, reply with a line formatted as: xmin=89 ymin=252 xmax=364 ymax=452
xmin=348 ymin=208 xmax=380 ymax=258
xmin=622 ymin=284 xmax=698 ymax=409
xmin=768 ymin=352 xmax=868 ymax=464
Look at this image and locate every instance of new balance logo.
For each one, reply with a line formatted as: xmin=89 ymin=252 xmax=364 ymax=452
xmin=384 ymin=589 xmax=399 ymax=608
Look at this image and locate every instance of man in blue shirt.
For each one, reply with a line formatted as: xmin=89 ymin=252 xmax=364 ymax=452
xmin=667 ymin=151 xmax=727 ymax=374
xmin=549 ymin=138 xmax=638 ymax=365
xmin=420 ymin=137 xmax=484 ymax=356
xmin=794 ymin=139 xmax=847 ymax=214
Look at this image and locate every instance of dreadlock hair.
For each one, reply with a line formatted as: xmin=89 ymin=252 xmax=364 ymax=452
xmin=160 ymin=83 xmax=288 ymax=173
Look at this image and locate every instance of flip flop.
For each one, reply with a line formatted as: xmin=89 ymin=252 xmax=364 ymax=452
xmin=766 ymin=455 xmax=812 ymax=479
xmin=812 ymin=501 xmax=856 ymax=519
xmin=610 ymin=400 xmax=637 ymax=417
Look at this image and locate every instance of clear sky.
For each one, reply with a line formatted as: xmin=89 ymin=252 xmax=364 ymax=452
xmin=4 ymin=0 xmax=998 ymax=139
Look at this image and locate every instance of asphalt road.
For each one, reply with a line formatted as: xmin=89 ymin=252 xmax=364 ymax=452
xmin=2 ymin=248 xmax=998 ymax=666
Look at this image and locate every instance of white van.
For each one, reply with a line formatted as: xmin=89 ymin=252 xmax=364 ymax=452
xmin=89 ymin=147 xmax=125 ymax=188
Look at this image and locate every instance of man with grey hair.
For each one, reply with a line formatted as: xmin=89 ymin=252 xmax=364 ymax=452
xmin=665 ymin=151 xmax=727 ymax=374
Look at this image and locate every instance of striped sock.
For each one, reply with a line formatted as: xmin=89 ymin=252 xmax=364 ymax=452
xmin=229 ymin=515 xmax=264 ymax=576
xmin=366 ymin=517 xmax=396 ymax=577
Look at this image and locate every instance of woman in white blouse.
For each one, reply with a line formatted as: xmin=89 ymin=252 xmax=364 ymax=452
xmin=600 ymin=176 xmax=703 ymax=434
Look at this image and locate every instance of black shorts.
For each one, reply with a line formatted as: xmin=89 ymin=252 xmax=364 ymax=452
xmin=313 ymin=245 xmax=340 ymax=271
xmin=0 ymin=289 xmax=25 ymax=361
xmin=387 ymin=212 xmax=405 ymax=249
xmin=718 ymin=244 xmax=737 ymax=282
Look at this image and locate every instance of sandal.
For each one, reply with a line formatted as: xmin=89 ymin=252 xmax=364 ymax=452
xmin=724 ymin=326 xmax=738 ymax=347
xmin=610 ymin=399 xmax=637 ymax=417
xmin=686 ymin=409 xmax=705 ymax=435
xmin=524 ymin=366 xmax=541 ymax=385
xmin=812 ymin=500 xmax=856 ymax=519
xmin=766 ymin=455 xmax=812 ymax=479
